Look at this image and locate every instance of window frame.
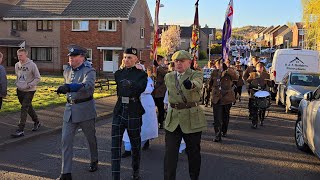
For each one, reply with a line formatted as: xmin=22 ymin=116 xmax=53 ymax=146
xmin=98 ymin=20 xmax=117 ymax=32
xmin=36 ymin=20 xmax=53 ymax=31
xmin=12 ymin=20 xmax=27 ymax=31
xmin=140 ymin=27 xmax=145 ymax=39
xmin=31 ymin=47 xmax=53 ymax=62
xmin=86 ymin=49 xmax=93 ymax=60
xmin=72 ymin=20 xmax=89 ymax=31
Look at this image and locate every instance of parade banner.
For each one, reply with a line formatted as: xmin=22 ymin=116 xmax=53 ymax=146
xmin=191 ymin=0 xmax=200 ymax=62
xmin=152 ymin=0 xmax=160 ymax=62
xmin=222 ymin=0 xmax=233 ymax=62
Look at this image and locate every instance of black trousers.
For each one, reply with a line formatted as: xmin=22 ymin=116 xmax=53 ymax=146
xmin=154 ymin=97 xmax=165 ymax=125
xmin=213 ymin=103 xmax=232 ymax=136
xmin=164 ymin=126 xmax=202 ymax=180
xmin=17 ymin=89 xmax=38 ymax=130
xmin=0 ymin=97 xmax=2 ymax=109
xmin=234 ymin=86 xmax=242 ymax=99
xmin=111 ymin=104 xmax=142 ymax=180
xmin=248 ymin=98 xmax=266 ymax=125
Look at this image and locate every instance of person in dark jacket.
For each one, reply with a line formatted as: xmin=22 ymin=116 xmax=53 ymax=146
xmin=152 ymin=55 xmax=168 ymax=129
xmin=111 ymin=47 xmax=147 ymax=180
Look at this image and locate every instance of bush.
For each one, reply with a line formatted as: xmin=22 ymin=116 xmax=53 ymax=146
xmin=210 ymin=44 xmax=222 ymax=54
xmin=199 ymin=50 xmax=207 ymax=60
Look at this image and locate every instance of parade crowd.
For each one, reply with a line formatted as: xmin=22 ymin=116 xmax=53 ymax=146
xmin=0 ymin=46 xmax=273 ymax=180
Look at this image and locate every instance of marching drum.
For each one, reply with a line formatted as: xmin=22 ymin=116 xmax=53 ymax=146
xmin=253 ymin=90 xmax=271 ymax=109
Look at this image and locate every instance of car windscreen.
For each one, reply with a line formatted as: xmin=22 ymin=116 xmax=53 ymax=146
xmin=290 ymin=73 xmax=320 ymax=87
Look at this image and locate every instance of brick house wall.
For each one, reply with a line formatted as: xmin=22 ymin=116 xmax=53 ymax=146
xmin=60 ymin=20 xmax=123 ymax=73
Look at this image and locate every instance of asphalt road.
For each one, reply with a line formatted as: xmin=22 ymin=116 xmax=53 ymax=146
xmin=0 ymin=97 xmax=319 ymax=180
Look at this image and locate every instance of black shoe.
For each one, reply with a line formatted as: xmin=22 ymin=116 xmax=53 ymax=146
xmin=214 ymin=136 xmax=221 ymax=142
xmin=159 ymin=123 xmax=163 ymax=129
xmin=132 ymin=171 xmax=140 ymax=180
xmin=239 ymin=97 xmax=241 ymax=102
xmin=121 ymin=151 xmax=131 ymax=158
xmin=260 ymin=121 xmax=264 ymax=126
xmin=89 ymin=161 xmax=98 ymax=172
xmin=142 ymin=140 xmax=150 ymax=151
xmin=222 ymin=133 xmax=227 ymax=137
xmin=251 ymin=124 xmax=258 ymax=129
xmin=59 ymin=173 xmax=72 ymax=180
xmin=11 ymin=129 xmax=24 ymax=138
xmin=32 ymin=121 xmax=41 ymax=131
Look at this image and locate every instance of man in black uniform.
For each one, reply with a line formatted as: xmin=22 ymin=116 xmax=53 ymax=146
xmin=111 ymin=47 xmax=147 ymax=180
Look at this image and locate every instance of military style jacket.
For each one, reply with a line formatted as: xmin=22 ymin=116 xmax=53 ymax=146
xmin=246 ymin=71 xmax=271 ymax=98
xmin=114 ymin=66 xmax=148 ymax=118
xmin=236 ymin=69 xmax=244 ymax=87
xmin=209 ymin=68 xmax=238 ymax=105
xmin=63 ymin=61 xmax=96 ymax=123
xmin=164 ymin=68 xmax=207 ymax=134
xmin=152 ymin=65 xmax=168 ymax=98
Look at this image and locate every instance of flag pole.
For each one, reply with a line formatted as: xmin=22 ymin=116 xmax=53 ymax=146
xmin=191 ymin=0 xmax=200 ymax=69
xmin=151 ymin=0 xmax=160 ymax=77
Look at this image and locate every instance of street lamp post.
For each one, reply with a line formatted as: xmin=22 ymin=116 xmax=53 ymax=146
xmin=208 ymin=34 xmax=212 ymax=62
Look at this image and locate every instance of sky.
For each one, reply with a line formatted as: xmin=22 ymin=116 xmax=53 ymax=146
xmin=146 ymin=0 xmax=303 ymax=28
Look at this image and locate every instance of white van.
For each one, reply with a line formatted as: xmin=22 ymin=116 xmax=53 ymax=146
xmin=270 ymin=49 xmax=320 ymax=84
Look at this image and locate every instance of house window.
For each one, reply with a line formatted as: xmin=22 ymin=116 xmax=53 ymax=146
xmin=12 ymin=20 xmax=27 ymax=31
xmin=31 ymin=47 xmax=52 ymax=61
xmin=140 ymin=27 xmax=145 ymax=39
xmin=86 ymin=49 xmax=92 ymax=60
xmin=37 ymin=20 xmax=53 ymax=31
xmin=72 ymin=20 xmax=89 ymax=31
xmin=299 ymin=29 xmax=304 ymax=36
xmin=104 ymin=50 xmax=113 ymax=61
xmin=98 ymin=20 xmax=116 ymax=31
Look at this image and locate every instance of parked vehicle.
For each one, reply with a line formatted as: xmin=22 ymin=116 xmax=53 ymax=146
xmin=295 ymin=86 xmax=320 ymax=158
xmin=276 ymin=72 xmax=320 ymax=113
xmin=261 ymin=48 xmax=275 ymax=54
xmin=269 ymin=49 xmax=320 ymax=99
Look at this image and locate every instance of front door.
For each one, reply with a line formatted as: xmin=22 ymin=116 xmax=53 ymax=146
xmin=7 ymin=47 xmax=19 ymax=66
xmin=103 ymin=50 xmax=119 ymax=73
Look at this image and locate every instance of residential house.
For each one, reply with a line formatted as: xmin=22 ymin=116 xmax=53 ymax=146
xmin=179 ymin=26 xmax=216 ymax=54
xmin=0 ymin=0 xmax=152 ymax=74
xmin=253 ymin=27 xmax=267 ymax=40
xmin=292 ymin=22 xmax=306 ymax=48
xmin=275 ymin=27 xmax=293 ymax=49
xmin=255 ymin=26 xmax=273 ymax=46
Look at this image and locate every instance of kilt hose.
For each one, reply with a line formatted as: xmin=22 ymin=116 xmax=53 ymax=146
xmin=111 ymin=104 xmax=142 ymax=180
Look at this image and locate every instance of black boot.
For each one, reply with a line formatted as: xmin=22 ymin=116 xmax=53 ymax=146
xmin=121 ymin=151 xmax=131 ymax=158
xmin=59 ymin=173 xmax=72 ymax=180
xmin=214 ymin=130 xmax=222 ymax=142
xmin=89 ymin=161 xmax=98 ymax=172
xmin=132 ymin=171 xmax=140 ymax=180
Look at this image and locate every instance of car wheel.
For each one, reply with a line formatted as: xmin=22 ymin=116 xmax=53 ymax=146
xmin=295 ymin=116 xmax=309 ymax=152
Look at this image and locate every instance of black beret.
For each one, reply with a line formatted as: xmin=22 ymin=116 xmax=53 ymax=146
xmin=124 ymin=47 xmax=138 ymax=57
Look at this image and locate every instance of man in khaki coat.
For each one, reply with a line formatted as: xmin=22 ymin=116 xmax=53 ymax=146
xmin=209 ymin=59 xmax=238 ymax=142
xmin=164 ymin=50 xmax=206 ymax=180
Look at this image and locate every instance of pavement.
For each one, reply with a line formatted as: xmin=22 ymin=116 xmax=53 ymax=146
xmin=0 ymin=95 xmax=118 ymax=147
